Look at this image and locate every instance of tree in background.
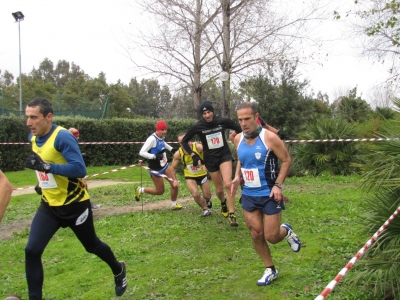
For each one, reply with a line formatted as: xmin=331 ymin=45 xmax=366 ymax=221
xmin=30 ymin=58 xmax=87 ymax=90
xmin=128 ymin=0 xmax=332 ymax=118
xmin=160 ymin=86 xmax=194 ymax=119
xmin=292 ymin=118 xmax=361 ymax=175
xmin=128 ymin=78 xmax=171 ymax=118
xmin=332 ymin=87 xmax=372 ymax=122
xmin=238 ymin=60 xmax=315 ymax=138
xmin=336 ymin=0 xmax=400 ymax=96
xmin=350 ymin=97 xmax=400 ymax=299
xmin=1 ymin=59 xmax=145 ymax=118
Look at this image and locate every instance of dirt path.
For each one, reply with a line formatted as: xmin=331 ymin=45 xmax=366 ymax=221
xmin=1 ymin=180 xmax=193 ymax=240
xmin=11 ymin=179 xmax=134 ymax=196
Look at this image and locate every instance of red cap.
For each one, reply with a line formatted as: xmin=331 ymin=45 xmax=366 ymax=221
xmin=155 ymin=121 xmax=168 ymax=131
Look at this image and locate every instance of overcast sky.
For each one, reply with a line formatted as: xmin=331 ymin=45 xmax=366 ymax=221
xmin=1 ymin=0 xmax=391 ymax=104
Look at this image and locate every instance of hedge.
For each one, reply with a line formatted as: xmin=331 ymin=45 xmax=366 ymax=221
xmin=0 ymin=115 xmax=197 ymax=172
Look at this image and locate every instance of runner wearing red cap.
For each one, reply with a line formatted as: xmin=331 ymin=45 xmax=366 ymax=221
xmin=136 ymin=120 xmax=181 ymax=210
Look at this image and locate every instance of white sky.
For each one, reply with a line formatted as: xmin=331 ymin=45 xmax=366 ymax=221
xmin=0 ymin=0 xmax=392 ymax=104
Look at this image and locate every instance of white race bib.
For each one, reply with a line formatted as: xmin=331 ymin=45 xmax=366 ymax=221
xmin=36 ymin=171 xmax=58 ymax=189
xmin=206 ymin=132 xmax=224 ymax=149
xmin=186 ymin=163 xmax=203 ymax=174
xmin=160 ymin=152 xmax=167 ymax=167
xmin=241 ymin=168 xmax=261 ymax=188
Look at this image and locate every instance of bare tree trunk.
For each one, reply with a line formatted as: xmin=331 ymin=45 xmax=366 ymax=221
xmin=221 ymin=0 xmax=231 ymax=118
xmin=129 ymin=0 xmax=333 ymax=119
xmin=193 ymin=0 xmax=202 ymax=118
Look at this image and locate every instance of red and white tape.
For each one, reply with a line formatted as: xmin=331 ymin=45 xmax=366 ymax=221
xmin=0 ymin=137 xmax=396 ymax=145
xmin=13 ymin=186 xmax=36 ymax=191
xmin=83 ymin=164 xmax=139 ymax=179
xmin=84 ymin=163 xmax=174 ymax=181
xmin=315 ymin=205 xmax=400 ymax=300
xmin=284 ymin=138 xmax=394 ymax=143
xmin=13 ymin=162 xmax=173 ymax=190
xmin=0 ymin=141 xmax=179 ymax=145
xmin=138 ymin=165 xmax=174 ymax=182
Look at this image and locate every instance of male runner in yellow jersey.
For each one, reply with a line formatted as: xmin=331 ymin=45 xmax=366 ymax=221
xmin=24 ymin=98 xmax=127 ymax=299
xmin=171 ymin=133 xmax=212 ymax=217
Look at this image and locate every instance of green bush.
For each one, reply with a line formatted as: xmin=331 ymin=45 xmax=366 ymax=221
xmin=0 ymin=115 xmax=196 ymax=171
xmin=292 ymin=118 xmax=362 ymax=176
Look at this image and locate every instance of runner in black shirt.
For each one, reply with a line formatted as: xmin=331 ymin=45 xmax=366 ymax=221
xmin=181 ymin=101 xmax=242 ymax=227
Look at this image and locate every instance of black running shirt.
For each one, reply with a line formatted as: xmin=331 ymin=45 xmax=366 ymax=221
xmin=181 ymin=116 xmax=242 ymax=159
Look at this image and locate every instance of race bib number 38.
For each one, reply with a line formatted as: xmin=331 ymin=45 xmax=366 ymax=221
xmin=206 ymin=132 xmax=224 ymax=149
xmin=241 ymin=168 xmax=261 ymax=188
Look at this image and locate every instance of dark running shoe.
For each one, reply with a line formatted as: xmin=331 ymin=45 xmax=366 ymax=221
xmin=229 ymin=213 xmax=238 ymax=227
xmin=221 ymin=200 xmax=228 ymax=218
xmin=114 ymin=262 xmax=128 ymax=296
xmin=206 ymin=199 xmax=212 ymax=209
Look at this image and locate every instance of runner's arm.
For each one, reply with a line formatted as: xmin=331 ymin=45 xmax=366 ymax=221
xmin=139 ymin=136 xmax=157 ymax=160
xmin=231 ymin=134 xmax=242 ymax=197
xmin=0 ymin=170 xmax=12 ymax=223
xmin=171 ymin=150 xmax=181 ymax=170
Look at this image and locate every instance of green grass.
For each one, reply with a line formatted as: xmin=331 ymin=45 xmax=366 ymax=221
xmin=0 ymin=169 xmax=377 ymax=299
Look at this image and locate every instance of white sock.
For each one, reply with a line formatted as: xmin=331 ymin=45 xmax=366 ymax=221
xmin=140 ymin=187 xmax=145 ymax=193
xmin=171 ymin=201 xmax=177 ymax=206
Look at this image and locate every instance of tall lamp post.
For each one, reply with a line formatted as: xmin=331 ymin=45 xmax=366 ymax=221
xmin=12 ymin=11 xmax=24 ymax=115
xmin=220 ymin=71 xmax=229 ymax=117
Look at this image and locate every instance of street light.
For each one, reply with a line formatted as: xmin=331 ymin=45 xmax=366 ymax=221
xmin=219 ymin=71 xmax=229 ymax=118
xmin=12 ymin=11 xmax=24 ymax=115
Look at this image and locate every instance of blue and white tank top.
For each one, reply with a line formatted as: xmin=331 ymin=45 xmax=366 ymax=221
xmin=237 ymin=129 xmax=279 ymax=196
xmin=148 ymin=133 xmax=168 ymax=170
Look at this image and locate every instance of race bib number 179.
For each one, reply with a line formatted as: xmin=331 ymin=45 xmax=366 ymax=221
xmin=206 ymin=132 xmax=224 ymax=149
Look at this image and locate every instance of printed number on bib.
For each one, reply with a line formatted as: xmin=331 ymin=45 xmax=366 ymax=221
xmin=160 ymin=152 xmax=167 ymax=167
xmin=187 ymin=163 xmax=202 ymax=174
xmin=35 ymin=170 xmax=58 ymax=189
xmin=241 ymin=168 xmax=261 ymax=188
xmin=206 ymin=132 xmax=224 ymax=149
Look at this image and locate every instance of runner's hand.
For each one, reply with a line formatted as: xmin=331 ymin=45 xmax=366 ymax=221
xmin=277 ymin=130 xmax=286 ymax=140
xmin=25 ymin=152 xmax=51 ymax=173
xmin=192 ymin=154 xmax=203 ymax=167
xmin=231 ymin=177 xmax=240 ymax=197
xmin=34 ymin=183 xmax=42 ymax=195
xmin=154 ymin=153 xmax=164 ymax=160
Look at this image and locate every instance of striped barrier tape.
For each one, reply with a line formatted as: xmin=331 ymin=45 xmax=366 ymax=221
xmin=315 ymin=205 xmax=400 ymax=300
xmin=284 ymin=138 xmax=396 ymax=143
xmin=84 ymin=163 xmax=174 ymax=181
xmin=139 ymin=165 xmax=175 ymax=182
xmin=0 ymin=141 xmax=178 ymax=145
xmin=13 ymin=186 xmax=36 ymax=191
xmin=83 ymin=164 xmax=139 ymax=179
xmin=0 ymin=137 xmax=398 ymax=145
xmin=13 ymin=162 xmax=173 ymax=190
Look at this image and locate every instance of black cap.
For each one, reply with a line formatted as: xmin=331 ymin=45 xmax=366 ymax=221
xmin=199 ymin=101 xmax=214 ymax=114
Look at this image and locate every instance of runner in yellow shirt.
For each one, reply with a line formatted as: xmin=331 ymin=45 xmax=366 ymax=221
xmin=171 ymin=133 xmax=212 ymax=217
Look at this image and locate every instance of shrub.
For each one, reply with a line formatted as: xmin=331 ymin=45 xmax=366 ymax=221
xmin=292 ymin=118 xmax=362 ymax=176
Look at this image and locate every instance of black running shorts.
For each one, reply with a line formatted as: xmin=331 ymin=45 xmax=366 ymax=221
xmin=205 ymin=152 xmax=233 ymax=172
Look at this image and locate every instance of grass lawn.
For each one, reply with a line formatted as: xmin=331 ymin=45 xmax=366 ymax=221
xmin=0 ymin=167 xmax=376 ymax=299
